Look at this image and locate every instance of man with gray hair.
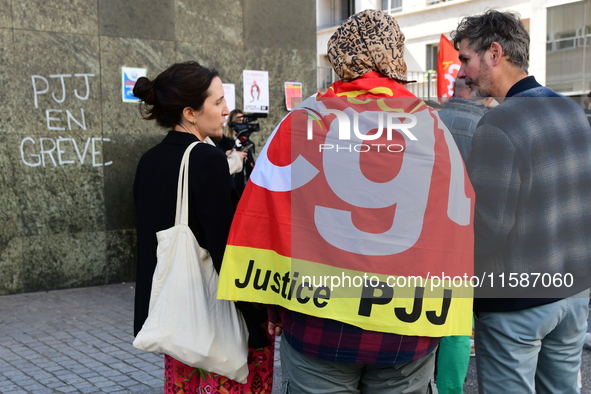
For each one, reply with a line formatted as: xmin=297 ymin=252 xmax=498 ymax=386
xmin=438 ymin=78 xmax=490 ymax=160
xmin=452 ymin=9 xmax=591 ymax=393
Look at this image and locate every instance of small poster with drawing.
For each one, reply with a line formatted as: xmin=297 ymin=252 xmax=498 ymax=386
xmin=243 ymin=70 xmax=269 ymax=113
xmin=122 ymin=67 xmax=147 ymax=103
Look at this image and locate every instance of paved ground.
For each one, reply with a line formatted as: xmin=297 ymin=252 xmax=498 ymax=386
xmin=0 ymin=284 xmax=163 ymax=393
xmin=0 ymin=283 xmax=589 ymax=393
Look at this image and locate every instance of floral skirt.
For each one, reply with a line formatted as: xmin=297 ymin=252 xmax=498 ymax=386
xmin=164 ymin=341 xmax=274 ymax=394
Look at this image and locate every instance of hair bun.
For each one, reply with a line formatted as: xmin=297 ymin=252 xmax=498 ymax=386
xmin=133 ymin=77 xmax=155 ymax=104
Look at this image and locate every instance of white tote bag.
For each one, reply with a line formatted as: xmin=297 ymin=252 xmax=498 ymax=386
xmin=133 ymin=141 xmax=249 ymax=384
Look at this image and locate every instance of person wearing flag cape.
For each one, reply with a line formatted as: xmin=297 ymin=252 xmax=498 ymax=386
xmin=218 ymin=10 xmax=475 ymax=393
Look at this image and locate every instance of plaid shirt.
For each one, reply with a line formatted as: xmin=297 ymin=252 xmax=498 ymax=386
xmin=274 ymin=307 xmax=440 ymax=365
xmin=468 ymin=76 xmax=591 ymax=311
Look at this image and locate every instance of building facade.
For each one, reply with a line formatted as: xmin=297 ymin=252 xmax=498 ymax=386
xmin=317 ymin=0 xmax=591 ymax=103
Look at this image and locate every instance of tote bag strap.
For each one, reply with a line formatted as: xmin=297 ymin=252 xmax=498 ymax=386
xmin=175 ymin=141 xmax=201 ymax=226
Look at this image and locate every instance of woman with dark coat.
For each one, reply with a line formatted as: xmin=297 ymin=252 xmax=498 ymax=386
xmin=132 ymin=61 xmax=273 ymax=394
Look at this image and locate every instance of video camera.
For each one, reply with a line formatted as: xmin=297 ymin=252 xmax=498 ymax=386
xmin=228 ymin=113 xmax=267 ymax=151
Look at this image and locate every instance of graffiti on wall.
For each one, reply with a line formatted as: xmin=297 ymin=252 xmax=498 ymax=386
xmin=21 ymin=73 xmax=112 ymax=167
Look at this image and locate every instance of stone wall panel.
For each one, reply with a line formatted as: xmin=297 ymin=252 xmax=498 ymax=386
xmin=104 ymin=133 xmax=162 ymax=232
xmin=0 ymin=28 xmax=15 ymax=134
xmin=106 ymin=229 xmax=137 ymax=283
xmin=99 ymin=0 xmax=176 ymax=40
xmin=22 ymin=232 xmax=106 ymax=292
xmin=0 ymin=134 xmax=22 ymax=240
xmin=13 ymin=30 xmax=101 ymax=136
xmin=12 ymin=0 xmax=98 ymax=35
xmin=18 ymin=160 xmax=105 ymax=237
xmin=176 ymin=41 xmax=245 ymax=107
xmin=244 ymin=0 xmax=316 ymax=50
xmin=0 ymin=236 xmax=23 ymax=295
xmin=0 ymin=0 xmax=12 ymax=29
xmin=0 ymin=131 xmax=22 ymax=295
xmin=175 ymin=0 xmax=243 ymax=47
xmin=99 ymin=36 xmax=177 ymax=136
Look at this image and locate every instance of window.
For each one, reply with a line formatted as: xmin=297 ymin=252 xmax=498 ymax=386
xmin=317 ymin=0 xmax=355 ymax=29
xmin=427 ymin=0 xmax=451 ymax=5
xmin=546 ymin=0 xmax=591 ymax=94
xmin=547 ymin=29 xmax=590 ymax=52
xmin=546 ymin=36 xmax=553 ymax=52
xmin=382 ymin=0 xmax=402 ymax=13
xmin=339 ymin=0 xmax=355 ymax=23
xmin=578 ymin=25 xmax=591 ymax=47
xmin=426 ymin=44 xmax=439 ymax=71
xmin=546 ymin=1 xmax=588 ymax=52
xmin=333 ymin=0 xmax=355 ymax=25
xmin=556 ymin=31 xmax=577 ymax=50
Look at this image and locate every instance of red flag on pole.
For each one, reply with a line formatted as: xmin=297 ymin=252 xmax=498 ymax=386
xmin=436 ymin=35 xmax=461 ymax=102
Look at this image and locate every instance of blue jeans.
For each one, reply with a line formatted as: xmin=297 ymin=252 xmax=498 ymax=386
xmin=279 ymin=339 xmax=438 ymax=393
xmin=474 ymin=289 xmax=590 ymax=394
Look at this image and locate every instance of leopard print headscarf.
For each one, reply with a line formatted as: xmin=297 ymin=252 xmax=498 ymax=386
xmin=327 ymin=10 xmax=411 ymax=83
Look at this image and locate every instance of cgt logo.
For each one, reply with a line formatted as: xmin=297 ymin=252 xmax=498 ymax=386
xmin=250 ymin=100 xmax=471 ymax=255
xmin=304 ymin=107 xmax=418 ymax=141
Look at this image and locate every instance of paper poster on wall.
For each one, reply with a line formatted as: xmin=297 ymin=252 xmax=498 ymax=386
xmin=243 ymin=70 xmax=269 ymax=113
xmin=122 ymin=67 xmax=147 ymax=103
xmin=284 ymin=82 xmax=302 ymax=111
xmin=223 ymin=83 xmax=236 ymax=112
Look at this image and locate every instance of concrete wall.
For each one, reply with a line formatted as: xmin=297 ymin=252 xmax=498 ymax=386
xmin=0 ymin=0 xmax=317 ymax=294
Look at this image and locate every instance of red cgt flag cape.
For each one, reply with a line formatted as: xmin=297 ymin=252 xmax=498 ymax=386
xmin=219 ymin=72 xmax=474 ymax=337
xmin=437 ymin=35 xmax=461 ymax=101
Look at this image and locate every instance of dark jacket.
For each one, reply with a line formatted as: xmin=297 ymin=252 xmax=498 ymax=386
xmin=468 ymin=77 xmax=591 ymax=312
xmin=133 ymin=131 xmax=267 ymax=347
xmin=438 ymin=96 xmax=488 ymax=161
